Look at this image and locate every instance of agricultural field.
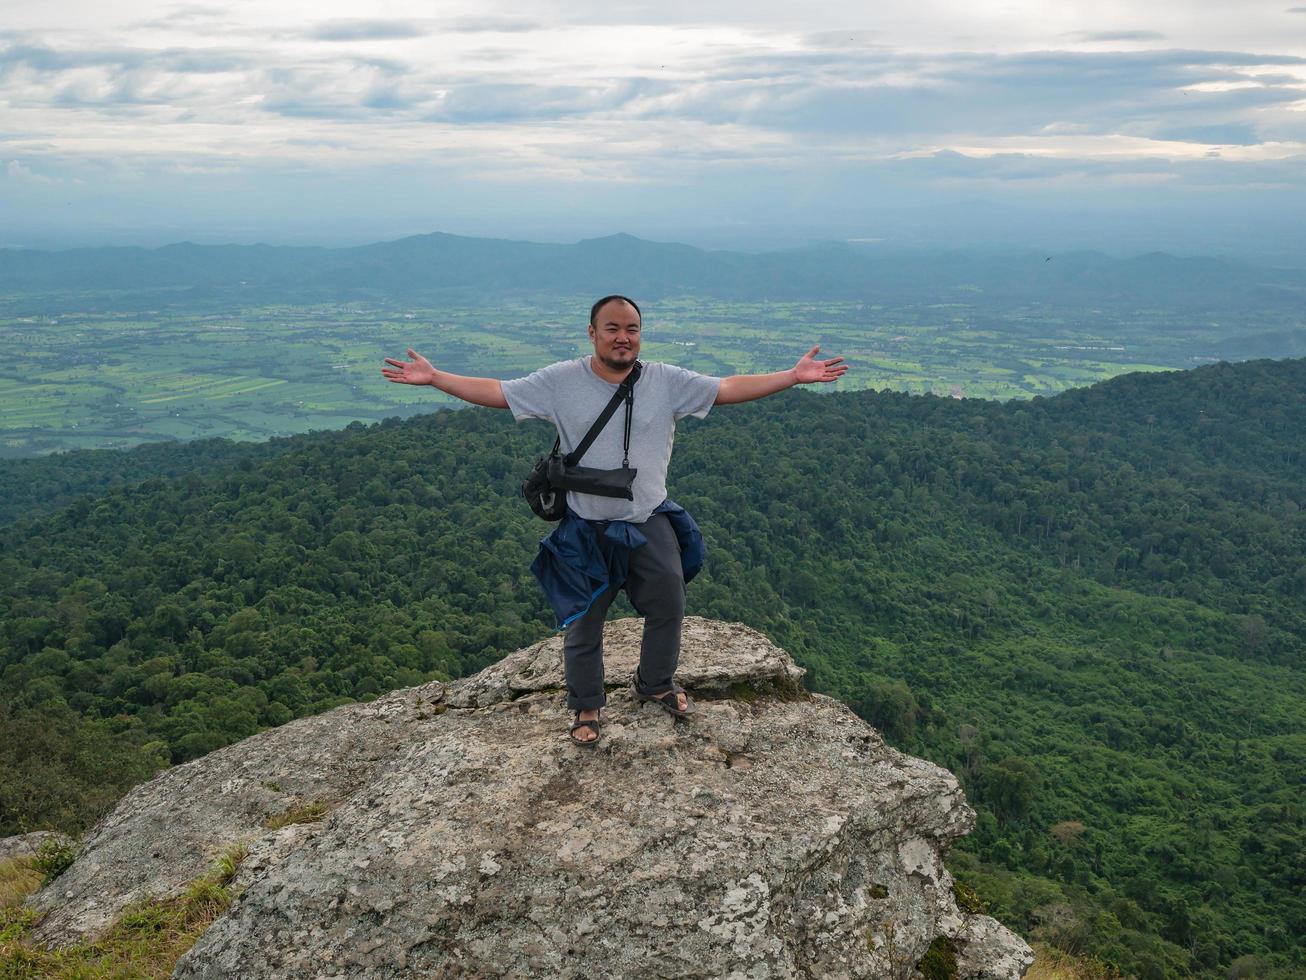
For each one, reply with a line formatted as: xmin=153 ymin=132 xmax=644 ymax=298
xmin=0 ymin=294 xmax=1274 ymax=457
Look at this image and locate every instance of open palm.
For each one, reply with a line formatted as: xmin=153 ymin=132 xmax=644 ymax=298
xmin=794 ymin=345 xmax=847 ymax=384
xmin=382 ymin=348 xmax=436 ymax=385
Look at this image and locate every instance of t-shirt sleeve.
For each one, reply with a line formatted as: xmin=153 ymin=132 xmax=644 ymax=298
xmin=663 ymin=363 xmax=723 ymax=421
xmin=500 ymin=362 xmax=566 ymax=422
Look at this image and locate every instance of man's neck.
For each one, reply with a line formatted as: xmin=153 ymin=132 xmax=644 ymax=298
xmin=589 ymin=354 xmax=635 ymax=385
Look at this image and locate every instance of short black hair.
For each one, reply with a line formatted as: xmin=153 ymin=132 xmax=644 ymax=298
xmin=589 ymin=295 xmax=641 ymax=326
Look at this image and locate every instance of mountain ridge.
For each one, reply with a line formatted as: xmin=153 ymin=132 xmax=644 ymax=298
xmin=4 ymin=231 xmax=1304 ymax=312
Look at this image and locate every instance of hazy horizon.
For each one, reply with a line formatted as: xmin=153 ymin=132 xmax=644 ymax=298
xmin=5 ymin=220 xmax=1306 ymax=270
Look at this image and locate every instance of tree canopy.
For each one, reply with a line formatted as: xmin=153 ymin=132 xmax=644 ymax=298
xmin=2 ymin=356 xmax=1303 ymax=978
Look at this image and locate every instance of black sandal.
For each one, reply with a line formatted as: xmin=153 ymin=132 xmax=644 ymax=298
xmin=569 ymin=709 xmax=602 ymax=747
xmin=631 ymin=674 xmax=695 ymax=718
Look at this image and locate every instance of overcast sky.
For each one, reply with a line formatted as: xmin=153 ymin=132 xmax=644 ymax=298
xmin=2 ymin=1 xmax=1304 ymax=258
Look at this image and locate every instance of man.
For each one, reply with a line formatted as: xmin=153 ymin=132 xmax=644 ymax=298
xmin=382 ymin=295 xmax=846 ymax=745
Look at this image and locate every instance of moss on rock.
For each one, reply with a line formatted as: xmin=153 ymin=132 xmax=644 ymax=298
xmin=917 ymin=935 xmax=959 ymax=980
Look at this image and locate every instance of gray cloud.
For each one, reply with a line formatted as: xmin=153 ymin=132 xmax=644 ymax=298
xmin=254 ymin=66 xmax=670 ymax=123
xmin=801 ymin=31 xmax=886 ymax=48
xmin=440 ymin=17 xmax=543 ymax=33
xmin=646 ymin=46 xmax=1306 ymax=145
xmin=1150 ymin=122 xmax=1260 ymax=145
xmin=260 ymin=100 xmax=361 ymax=119
xmin=7 ymin=31 xmax=1303 ymax=149
xmin=131 ymin=6 xmax=229 ymax=31
xmin=4 ymin=5 xmax=1304 ymax=257
xmin=891 ymin=149 xmax=1161 ymax=183
xmin=305 ymin=20 xmax=426 ymax=42
xmin=6 ymin=21 xmax=1305 ymax=224
xmin=0 ymin=41 xmax=249 ymax=75
xmin=1076 ymin=31 xmax=1167 ymax=42
xmin=885 ymin=148 xmax=1306 ymax=190
xmin=430 ymin=79 xmax=671 ymax=123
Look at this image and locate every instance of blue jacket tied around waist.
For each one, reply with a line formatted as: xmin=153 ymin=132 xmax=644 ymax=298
xmin=530 ymin=499 xmax=705 ymax=630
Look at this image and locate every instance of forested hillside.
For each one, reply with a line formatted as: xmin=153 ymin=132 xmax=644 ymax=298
xmin=2 ymin=357 xmax=1302 ymax=979
xmin=0 ymin=434 xmax=300 ymax=525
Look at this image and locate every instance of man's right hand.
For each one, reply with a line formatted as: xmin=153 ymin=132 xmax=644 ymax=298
xmin=382 ymin=349 xmax=509 ymax=409
xmin=382 ymin=348 xmax=436 ymax=386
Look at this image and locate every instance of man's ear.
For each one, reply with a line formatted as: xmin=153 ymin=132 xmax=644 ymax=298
xmin=587 ymin=323 xmax=596 ymax=342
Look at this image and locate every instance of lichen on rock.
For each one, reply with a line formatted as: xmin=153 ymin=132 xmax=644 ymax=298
xmin=22 ymin=617 xmax=1033 ymax=979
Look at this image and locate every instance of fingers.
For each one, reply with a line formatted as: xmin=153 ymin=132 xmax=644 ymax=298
xmin=382 ymin=350 xmax=421 ymax=382
xmin=805 ymin=345 xmax=820 ymax=359
xmin=381 ymin=352 xmax=410 ymax=383
xmin=819 ymin=361 xmax=848 ymax=382
xmin=822 ymin=356 xmax=845 ymax=367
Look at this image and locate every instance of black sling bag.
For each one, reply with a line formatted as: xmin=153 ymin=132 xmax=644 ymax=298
xmin=522 ymin=361 xmax=641 ymax=521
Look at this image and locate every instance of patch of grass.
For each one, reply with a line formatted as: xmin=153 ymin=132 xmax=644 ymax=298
xmin=0 ymin=844 xmax=249 ymax=978
xmin=726 ymin=681 xmax=760 ymax=703
xmin=210 ymin=843 xmax=249 ymax=887
xmin=0 ymin=858 xmax=41 ymax=911
xmin=917 ymin=935 xmax=959 ymax=980
xmin=720 ymin=674 xmax=809 ymax=704
xmin=263 ymin=799 xmax=330 ymax=830
xmin=1025 ymin=942 xmax=1126 ymax=980
xmin=952 ymin=878 xmax=990 ymax=914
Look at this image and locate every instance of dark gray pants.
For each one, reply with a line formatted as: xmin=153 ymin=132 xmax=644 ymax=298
xmin=564 ymin=512 xmax=685 ymax=710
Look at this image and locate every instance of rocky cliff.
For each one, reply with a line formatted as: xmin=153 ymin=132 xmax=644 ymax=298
xmin=26 ymin=617 xmax=1033 ymax=979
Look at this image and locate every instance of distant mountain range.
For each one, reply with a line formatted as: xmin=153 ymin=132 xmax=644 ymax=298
xmin=3 ymin=232 xmax=1305 ymax=313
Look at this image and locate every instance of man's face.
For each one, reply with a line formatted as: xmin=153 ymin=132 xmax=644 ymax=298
xmin=588 ymin=299 xmax=641 ymax=372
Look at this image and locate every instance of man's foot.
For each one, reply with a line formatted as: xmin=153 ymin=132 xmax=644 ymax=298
xmin=648 ymin=689 xmax=688 ymax=712
xmin=632 ymin=675 xmax=695 ymax=717
xmin=570 ymin=708 xmax=601 ymax=744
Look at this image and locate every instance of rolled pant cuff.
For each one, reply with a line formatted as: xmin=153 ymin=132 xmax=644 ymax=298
xmin=567 ymin=693 xmax=607 ymax=711
xmin=633 ymin=666 xmax=675 ymax=697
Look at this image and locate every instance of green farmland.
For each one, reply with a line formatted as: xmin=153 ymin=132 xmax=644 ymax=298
xmin=0 ymin=294 xmax=1267 ymax=456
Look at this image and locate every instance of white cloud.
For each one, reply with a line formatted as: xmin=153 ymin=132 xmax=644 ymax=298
xmin=6 ymin=159 xmax=54 ymax=182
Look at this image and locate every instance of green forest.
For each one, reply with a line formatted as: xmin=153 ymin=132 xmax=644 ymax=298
xmin=1 ymin=357 xmax=1302 ymax=979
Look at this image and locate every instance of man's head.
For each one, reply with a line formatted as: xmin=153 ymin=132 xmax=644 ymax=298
xmin=588 ymin=295 xmax=641 ymax=372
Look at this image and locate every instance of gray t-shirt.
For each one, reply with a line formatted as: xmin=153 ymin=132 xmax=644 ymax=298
xmin=502 ymin=357 xmax=721 ymax=522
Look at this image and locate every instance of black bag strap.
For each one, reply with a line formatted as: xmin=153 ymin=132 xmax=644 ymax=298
xmin=564 ymin=361 xmax=641 ymax=466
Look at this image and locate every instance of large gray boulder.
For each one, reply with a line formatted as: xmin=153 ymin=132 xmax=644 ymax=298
xmin=0 ymin=831 xmax=73 ymax=861
xmin=27 ymin=617 xmax=1033 ymax=979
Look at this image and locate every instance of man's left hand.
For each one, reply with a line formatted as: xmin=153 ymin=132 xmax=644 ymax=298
xmin=794 ymin=346 xmax=848 ymax=384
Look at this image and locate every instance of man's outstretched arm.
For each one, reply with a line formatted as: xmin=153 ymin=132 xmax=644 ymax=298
xmin=715 ymin=345 xmax=847 ymax=405
xmin=382 ymin=348 xmax=509 ymax=409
